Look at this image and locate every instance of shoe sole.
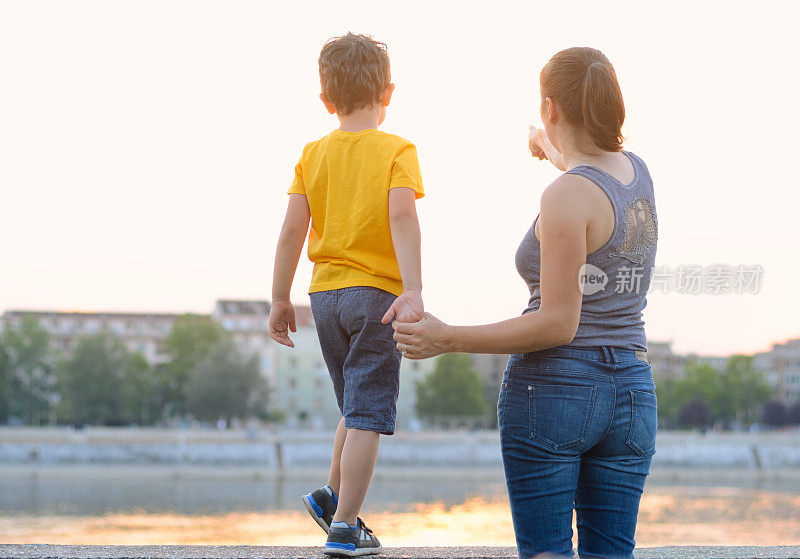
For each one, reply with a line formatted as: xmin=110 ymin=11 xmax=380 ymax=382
xmin=323 ymin=546 xmax=382 ymax=557
xmin=301 ymin=494 xmax=330 ymax=534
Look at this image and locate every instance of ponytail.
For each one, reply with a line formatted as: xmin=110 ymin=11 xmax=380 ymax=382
xmin=541 ymin=48 xmax=626 ymax=152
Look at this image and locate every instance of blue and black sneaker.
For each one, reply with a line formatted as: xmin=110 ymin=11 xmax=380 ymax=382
xmin=301 ymin=485 xmax=338 ymax=533
xmin=323 ymin=518 xmax=381 ymax=556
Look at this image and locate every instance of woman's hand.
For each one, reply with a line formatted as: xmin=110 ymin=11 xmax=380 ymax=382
xmin=392 ymin=312 xmax=454 ymax=359
xmin=529 ymin=125 xmax=548 ymax=161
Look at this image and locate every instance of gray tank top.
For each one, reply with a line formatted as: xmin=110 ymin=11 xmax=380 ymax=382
xmin=515 ymin=151 xmax=658 ymax=351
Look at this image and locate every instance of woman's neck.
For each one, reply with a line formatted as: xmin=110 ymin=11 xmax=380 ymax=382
xmin=558 ymin=127 xmax=613 ymax=170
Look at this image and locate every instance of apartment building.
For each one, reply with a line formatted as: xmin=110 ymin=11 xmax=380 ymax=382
xmin=0 ymin=301 xmax=437 ymax=430
xmin=754 ymin=338 xmax=800 ymax=403
xmin=0 ymin=310 xmax=179 ymax=365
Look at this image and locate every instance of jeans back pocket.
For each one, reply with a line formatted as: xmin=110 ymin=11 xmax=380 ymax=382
xmin=529 ymin=383 xmax=597 ymax=451
xmin=626 ymin=389 xmax=658 ymax=457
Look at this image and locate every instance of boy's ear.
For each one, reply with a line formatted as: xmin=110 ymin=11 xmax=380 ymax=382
xmin=320 ymin=93 xmax=337 ymax=115
xmin=381 ymin=83 xmax=395 ymax=107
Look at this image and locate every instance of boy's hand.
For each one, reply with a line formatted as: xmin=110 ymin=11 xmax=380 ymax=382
xmin=269 ymin=301 xmax=297 ymax=348
xmin=381 ymin=290 xmax=424 ymax=324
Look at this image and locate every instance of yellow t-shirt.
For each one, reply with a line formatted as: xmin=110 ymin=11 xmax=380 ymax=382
xmin=288 ymin=129 xmax=424 ymax=297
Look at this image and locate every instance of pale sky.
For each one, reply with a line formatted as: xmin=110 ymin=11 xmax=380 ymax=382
xmin=1 ymin=0 xmax=798 ymax=357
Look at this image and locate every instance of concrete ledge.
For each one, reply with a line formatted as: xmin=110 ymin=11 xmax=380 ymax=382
xmin=2 ymin=546 xmax=800 ymax=559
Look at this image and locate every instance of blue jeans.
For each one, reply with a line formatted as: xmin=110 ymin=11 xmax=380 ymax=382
xmin=498 ymin=345 xmax=657 ymax=559
xmin=309 ymin=286 xmax=401 ymax=435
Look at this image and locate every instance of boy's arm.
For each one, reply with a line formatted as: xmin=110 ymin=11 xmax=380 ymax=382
xmin=269 ymin=193 xmax=311 ymax=347
xmin=381 ymin=187 xmax=423 ymax=324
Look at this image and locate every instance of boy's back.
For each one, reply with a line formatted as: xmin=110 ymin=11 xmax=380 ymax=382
xmin=269 ymin=32 xmax=425 ymax=556
xmin=288 ymin=129 xmax=423 ymax=297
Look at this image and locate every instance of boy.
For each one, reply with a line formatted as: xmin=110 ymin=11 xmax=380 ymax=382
xmin=268 ymin=32 xmax=424 ymax=556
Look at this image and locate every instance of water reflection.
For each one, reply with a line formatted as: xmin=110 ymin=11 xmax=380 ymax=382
xmin=0 ymin=475 xmax=508 ymax=516
xmin=3 ymin=472 xmax=800 ymax=546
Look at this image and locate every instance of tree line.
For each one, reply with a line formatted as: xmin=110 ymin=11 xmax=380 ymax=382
xmin=0 ymin=315 xmax=269 ymax=427
xmin=415 ymin=353 xmax=791 ymax=432
xmin=1 ymin=313 xmax=791 ymax=431
xmin=648 ymin=355 xmax=788 ymax=430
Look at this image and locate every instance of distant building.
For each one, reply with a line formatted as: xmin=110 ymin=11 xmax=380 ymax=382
xmin=470 ymin=354 xmax=508 ymax=391
xmin=0 ymin=301 xmax=437 ymax=431
xmin=0 ymin=310 xmax=180 ymax=365
xmin=754 ymin=338 xmax=800 ymax=403
xmin=647 ymin=341 xmax=687 ymax=384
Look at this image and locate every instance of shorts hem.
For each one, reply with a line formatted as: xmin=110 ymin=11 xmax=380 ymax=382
xmin=344 ymin=418 xmax=395 ymax=436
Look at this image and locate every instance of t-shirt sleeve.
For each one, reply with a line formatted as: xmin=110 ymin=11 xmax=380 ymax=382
xmin=286 ymin=156 xmax=306 ymax=196
xmin=389 ymin=143 xmax=424 ymax=199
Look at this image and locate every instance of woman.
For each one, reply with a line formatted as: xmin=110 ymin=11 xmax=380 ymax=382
xmin=393 ymin=47 xmax=658 ymax=558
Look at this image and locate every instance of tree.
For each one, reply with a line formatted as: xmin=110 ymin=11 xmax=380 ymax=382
xmin=120 ymin=351 xmax=159 ymax=426
xmin=763 ymin=399 xmax=788 ymax=427
xmin=788 ymin=401 xmax=800 ymax=426
xmin=184 ymin=338 xmax=269 ymax=424
xmin=719 ymin=355 xmax=771 ymax=425
xmin=0 ymin=317 xmax=56 ymax=425
xmin=57 ymin=332 xmax=149 ymax=425
xmin=679 ymin=398 xmax=711 ymax=429
xmin=159 ymin=314 xmax=227 ymax=419
xmin=415 ymin=354 xmax=487 ymax=424
xmin=656 ymin=356 xmax=770 ymax=429
xmin=0 ymin=341 xmax=8 ymax=422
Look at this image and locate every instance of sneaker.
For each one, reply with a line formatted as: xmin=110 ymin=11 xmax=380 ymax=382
xmin=301 ymin=485 xmax=338 ymax=533
xmin=323 ymin=518 xmax=382 ymax=556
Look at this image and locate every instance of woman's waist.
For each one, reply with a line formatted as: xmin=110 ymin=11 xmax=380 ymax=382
xmin=511 ymin=344 xmax=650 ymax=366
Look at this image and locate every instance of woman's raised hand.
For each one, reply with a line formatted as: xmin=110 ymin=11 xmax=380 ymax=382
xmin=529 ymin=125 xmax=548 ymax=160
xmin=392 ymin=312 xmax=453 ymax=359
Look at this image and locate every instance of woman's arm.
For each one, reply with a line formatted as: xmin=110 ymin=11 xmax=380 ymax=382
xmin=393 ymin=175 xmax=590 ymax=358
xmin=529 ymin=125 xmax=566 ymax=172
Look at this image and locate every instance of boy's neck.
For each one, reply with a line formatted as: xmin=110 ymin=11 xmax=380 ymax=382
xmin=337 ymin=105 xmax=383 ymax=133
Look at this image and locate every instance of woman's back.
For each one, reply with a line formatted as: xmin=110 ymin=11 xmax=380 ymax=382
xmin=515 ymin=150 xmax=658 ymax=351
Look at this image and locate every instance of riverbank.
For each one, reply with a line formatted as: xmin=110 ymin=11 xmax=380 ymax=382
xmin=3 ymin=464 xmax=800 ymax=485
xmin=2 ymin=427 xmax=800 ymax=471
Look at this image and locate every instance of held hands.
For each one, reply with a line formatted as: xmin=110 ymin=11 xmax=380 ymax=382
xmin=269 ymin=301 xmax=297 ymax=348
xmin=381 ymin=290 xmax=424 ymax=324
xmin=391 ymin=312 xmax=452 ymax=360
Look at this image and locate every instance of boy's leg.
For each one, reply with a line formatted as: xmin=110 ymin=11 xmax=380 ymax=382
xmin=332 ymin=427 xmax=380 ymax=525
xmin=332 ymin=286 xmax=401 ymax=525
xmin=327 ymin=417 xmax=347 ymax=494
xmin=303 ymin=291 xmax=349 ymax=532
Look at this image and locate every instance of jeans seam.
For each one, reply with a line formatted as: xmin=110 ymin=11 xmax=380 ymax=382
xmin=598 ymin=374 xmax=616 ymax=441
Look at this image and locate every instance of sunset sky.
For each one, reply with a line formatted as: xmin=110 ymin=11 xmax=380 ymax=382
xmin=1 ymin=0 xmax=797 ymax=356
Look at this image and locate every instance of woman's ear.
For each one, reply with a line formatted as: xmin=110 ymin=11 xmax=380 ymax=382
xmin=381 ymin=83 xmax=396 ymax=107
xmin=544 ymin=96 xmax=558 ymax=124
xmin=320 ymin=93 xmax=337 ymax=114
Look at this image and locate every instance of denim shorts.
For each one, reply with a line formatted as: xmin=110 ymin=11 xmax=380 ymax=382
xmin=498 ymin=345 xmax=657 ymax=558
xmin=309 ymin=286 xmax=401 ymax=435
